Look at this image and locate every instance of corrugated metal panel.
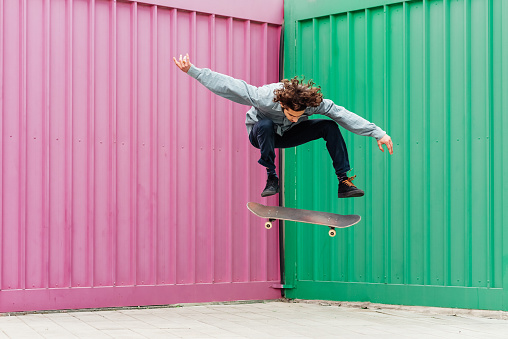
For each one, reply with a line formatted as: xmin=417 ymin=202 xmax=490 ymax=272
xmin=0 ymin=0 xmax=282 ymax=312
xmin=283 ymin=0 xmax=508 ymax=310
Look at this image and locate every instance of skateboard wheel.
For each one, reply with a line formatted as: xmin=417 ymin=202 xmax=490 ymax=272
xmin=265 ymin=221 xmax=273 ymax=229
xmin=328 ymin=229 xmax=336 ymax=237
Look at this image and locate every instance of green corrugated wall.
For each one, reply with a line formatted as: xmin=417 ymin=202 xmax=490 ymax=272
xmin=282 ymin=0 xmax=508 ymax=310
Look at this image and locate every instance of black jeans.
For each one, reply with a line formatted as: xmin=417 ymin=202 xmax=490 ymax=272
xmin=248 ymin=119 xmax=350 ymax=176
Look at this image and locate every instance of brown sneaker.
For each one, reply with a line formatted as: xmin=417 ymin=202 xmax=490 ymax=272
xmin=338 ymin=175 xmax=364 ymax=198
xmin=261 ymin=175 xmax=280 ymax=197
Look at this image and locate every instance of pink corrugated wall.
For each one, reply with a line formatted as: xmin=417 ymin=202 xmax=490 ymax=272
xmin=0 ymin=0 xmax=283 ymax=312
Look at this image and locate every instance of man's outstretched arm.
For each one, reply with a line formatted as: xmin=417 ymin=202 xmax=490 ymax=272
xmin=173 ymin=53 xmax=276 ymax=109
xmin=312 ymin=99 xmax=394 ymax=155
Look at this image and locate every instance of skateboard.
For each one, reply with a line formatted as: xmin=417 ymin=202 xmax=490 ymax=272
xmin=247 ymin=202 xmax=361 ymax=237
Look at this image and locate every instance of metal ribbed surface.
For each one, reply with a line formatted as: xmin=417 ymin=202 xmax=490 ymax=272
xmin=0 ymin=0 xmax=282 ymax=312
xmin=283 ymin=0 xmax=508 ymax=310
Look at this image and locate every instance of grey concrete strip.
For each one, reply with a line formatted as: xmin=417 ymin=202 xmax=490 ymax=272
xmin=1 ymin=300 xmax=508 ymax=338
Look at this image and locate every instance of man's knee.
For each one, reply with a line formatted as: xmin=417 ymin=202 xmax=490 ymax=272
xmin=318 ymin=120 xmax=338 ymax=135
xmin=255 ymin=119 xmax=275 ymax=134
xmin=322 ymin=120 xmax=338 ymax=130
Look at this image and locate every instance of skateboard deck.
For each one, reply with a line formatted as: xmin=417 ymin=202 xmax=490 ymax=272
xmin=247 ymin=202 xmax=360 ymax=237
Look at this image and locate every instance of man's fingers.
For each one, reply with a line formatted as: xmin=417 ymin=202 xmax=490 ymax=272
xmin=173 ymin=57 xmax=183 ymax=70
xmin=378 ymin=142 xmax=384 ymax=152
xmin=383 ymin=140 xmax=393 ymax=155
xmin=173 ymin=53 xmax=191 ymax=73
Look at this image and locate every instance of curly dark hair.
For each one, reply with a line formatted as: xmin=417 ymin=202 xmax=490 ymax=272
xmin=273 ymin=76 xmax=323 ymax=111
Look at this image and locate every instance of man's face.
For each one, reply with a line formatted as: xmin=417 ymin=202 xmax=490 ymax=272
xmin=281 ymin=105 xmax=305 ymax=123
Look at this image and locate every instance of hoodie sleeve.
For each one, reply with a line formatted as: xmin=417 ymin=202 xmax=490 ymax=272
xmin=312 ymin=99 xmax=386 ymax=140
xmin=187 ymin=65 xmax=276 ymax=108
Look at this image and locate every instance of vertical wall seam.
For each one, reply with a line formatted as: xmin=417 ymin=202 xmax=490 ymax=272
xmin=152 ymin=4 xmax=158 ymax=287
xmin=346 ymin=14 xmax=354 ymax=229
xmin=326 ymin=15 xmax=338 ymax=281
xmin=386 ymin=4 xmax=393 ymax=286
xmin=111 ymin=0 xmax=118 ymax=287
xmin=347 ymin=11 xmax=353 ymax=283
xmin=502 ymin=0 xmax=508 ymax=302
xmin=43 ymin=0 xmax=50 ymax=289
xmin=132 ymin=1 xmax=138 ymax=286
xmin=265 ymin=20 xmax=272 ymax=282
xmin=262 ymin=22 xmax=272 ymax=281
xmin=227 ymin=16 xmax=233 ymax=283
xmin=464 ymin=0 xmax=472 ymax=288
xmin=349 ymin=12 xmax=356 ymax=283
xmin=444 ymin=0 xmax=451 ymax=287
xmin=20 ymin=0 xmax=27 ymax=290
xmin=244 ymin=19 xmax=251 ymax=282
xmin=295 ymin=19 xmax=299 ymax=276
xmin=423 ymin=0 xmax=430 ymax=286
xmin=329 ymin=14 xmax=338 ymax=282
xmin=190 ymin=10 xmax=197 ymax=285
xmin=66 ymin=0 xmax=74 ymax=288
xmin=295 ymin=20 xmax=300 ymax=209
xmin=364 ymin=8 xmax=372 ymax=284
xmin=403 ymin=1 xmax=410 ymax=286
xmin=366 ymin=7 xmax=372 ymax=284
xmin=210 ymin=13 xmax=216 ymax=283
xmin=277 ymin=22 xmax=284 ymax=286
xmin=487 ymin=0 xmax=494 ymax=288
xmin=311 ymin=17 xmax=318 ymax=282
xmin=89 ymin=0 xmax=96 ymax=287
xmin=329 ymin=15 xmax=337 ymax=280
xmin=294 ymin=21 xmax=299 ymax=283
xmin=405 ymin=1 xmax=412 ymax=285
xmin=169 ymin=7 xmax=177 ymax=285
xmin=383 ymin=5 xmax=389 ymax=284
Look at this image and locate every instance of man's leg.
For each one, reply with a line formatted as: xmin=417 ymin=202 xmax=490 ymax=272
xmin=249 ymin=119 xmax=277 ymax=174
xmin=249 ymin=119 xmax=280 ymax=197
xmin=276 ymin=119 xmax=350 ymax=175
xmin=275 ymin=119 xmax=364 ymax=198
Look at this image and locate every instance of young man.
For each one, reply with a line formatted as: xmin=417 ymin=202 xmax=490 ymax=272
xmin=174 ymin=54 xmax=393 ymax=198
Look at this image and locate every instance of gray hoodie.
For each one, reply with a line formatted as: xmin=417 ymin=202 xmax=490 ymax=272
xmin=187 ymin=65 xmax=386 ymax=140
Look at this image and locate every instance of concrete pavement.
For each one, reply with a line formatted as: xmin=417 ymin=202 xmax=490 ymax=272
xmin=1 ymin=299 xmax=508 ymax=338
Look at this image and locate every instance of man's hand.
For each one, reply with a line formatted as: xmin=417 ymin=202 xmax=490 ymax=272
xmin=377 ymin=134 xmax=394 ymax=155
xmin=173 ymin=53 xmax=192 ymax=73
